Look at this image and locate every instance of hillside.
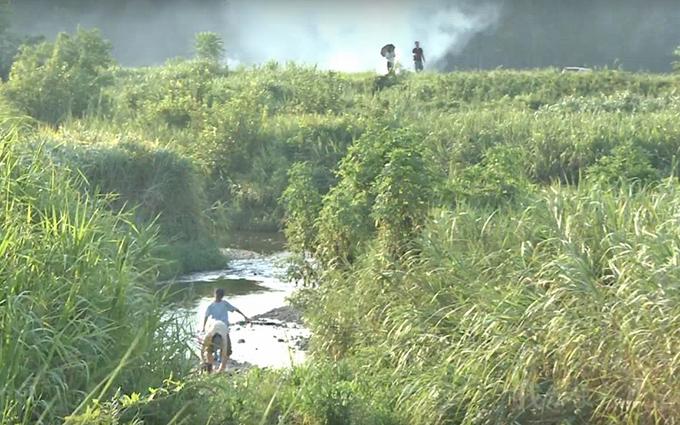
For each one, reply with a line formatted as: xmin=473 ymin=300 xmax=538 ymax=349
xmin=2 ymin=28 xmax=680 ymax=424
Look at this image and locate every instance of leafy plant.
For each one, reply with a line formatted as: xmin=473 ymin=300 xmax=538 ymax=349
xmin=0 ymin=110 xmax=192 ymax=423
xmin=586 ymin=141 xmax=659 ymax=183
xmin=194 ymin=32 xmax=225 ymax=63
xmin=3 ymin=28 xmax=114 ymax=124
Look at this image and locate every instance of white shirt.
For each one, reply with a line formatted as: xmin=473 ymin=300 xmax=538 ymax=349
xmin=205 ymin=317 xmax=229 ymax=340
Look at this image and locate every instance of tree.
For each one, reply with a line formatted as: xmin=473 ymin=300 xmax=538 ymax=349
xmin=3 ymin=28 xmax=114 ymax=124
xmin=194 ymin=32 xmax=225 ymax=63
xmin=0 ymin=0 xmax=15 ymax=79
xmin=315 ymin=128 xmax=439 ymax=266
xmin=0 ymin=33 xmax=45 ymax=81
xmin=282 ymin=162 xmax=323 ymax=255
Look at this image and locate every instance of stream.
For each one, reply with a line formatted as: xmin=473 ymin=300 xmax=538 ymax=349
xmin=162 ymin=234 xmax=309 ymax=369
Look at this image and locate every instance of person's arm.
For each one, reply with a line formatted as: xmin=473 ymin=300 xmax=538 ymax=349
xmin=227 ymin=301 xmax=250 ymax=322
xmin=202 ymin=304 xmax=212 ymax=332
xmin=234 ymin=308 xmax=250 ymax=322
xmin=422 ymin=50 xmax=426 ymax=62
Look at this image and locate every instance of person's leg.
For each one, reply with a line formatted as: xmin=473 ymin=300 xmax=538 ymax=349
xmin=211 ymin=334 xmax=222 ymax=369
xmin=205 ymin=345 xmax=215 ymax=372
xmin=217 ymin=333 xmax=232 ymax=372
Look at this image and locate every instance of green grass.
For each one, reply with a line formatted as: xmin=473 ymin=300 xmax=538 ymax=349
xmin=295 ymin=181 xmax=680 ymax=424
xmin=4 ymin=36 xmax=680 ymax=423
xmin=32 ymin=124 xmax=227 ymax=277
xmin=0 ymin=112 xmax=195 ymax=423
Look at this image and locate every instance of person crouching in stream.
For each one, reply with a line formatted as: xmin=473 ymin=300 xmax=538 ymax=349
xmin=201 ymin=288 xmax=250 ymax=372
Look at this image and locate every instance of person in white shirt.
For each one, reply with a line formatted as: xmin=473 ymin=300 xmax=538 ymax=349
xmin=386 ymin=49 xmax=396 ymax=73
xmin=381 ymin=44 xmax=397 ymax=74
xmin=201 ymin=288 xmax=249 ymax=372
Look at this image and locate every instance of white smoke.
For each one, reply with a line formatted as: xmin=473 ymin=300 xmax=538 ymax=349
xmin=222 ymin=0 xmax=501 ymax=72
xmin=11 ymin=0 xmax=501 ymax=72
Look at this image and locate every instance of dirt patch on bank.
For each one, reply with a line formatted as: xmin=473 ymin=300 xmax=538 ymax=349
xmin=252 ymin=305 xmax=303 ymax=325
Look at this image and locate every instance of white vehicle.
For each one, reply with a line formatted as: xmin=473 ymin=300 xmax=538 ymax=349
xmin=562 ymin=66 xmax=593 ymax=73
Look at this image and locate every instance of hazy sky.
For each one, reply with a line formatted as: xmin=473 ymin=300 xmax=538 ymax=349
xmin=8 ymin=0 xmax=680 ymax=72
xmin=9 ymin=0 xmax=501 ymax=71
xmin=222 ymin=0 xmax=500 ymax=72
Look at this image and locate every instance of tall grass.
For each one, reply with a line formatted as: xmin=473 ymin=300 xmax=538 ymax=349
xmin=300 ymin=181 xmax=680 ymax=424
xmin=0 ymin=112 xmax=192 ymax=423
xmin=5 ymin=46 xmax=680 ymax=423
xmin=32 ymin=124 xmax=227 ymax=277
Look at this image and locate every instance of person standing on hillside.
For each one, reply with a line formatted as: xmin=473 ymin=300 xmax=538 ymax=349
xmin=381 ymin=43 xmax=397 ymax=74
xmin=201 ymin=288 xmax=250 ymax=372
xmin=413 ymin=41 xmax=425 ymax=72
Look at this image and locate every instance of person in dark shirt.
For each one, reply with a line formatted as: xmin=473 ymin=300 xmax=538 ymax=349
xmin=413 ymin=41 xmax=425 ymax=72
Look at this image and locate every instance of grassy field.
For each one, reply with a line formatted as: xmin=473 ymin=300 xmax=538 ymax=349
xmin=2 ymin=28 xmax=680 ymax=424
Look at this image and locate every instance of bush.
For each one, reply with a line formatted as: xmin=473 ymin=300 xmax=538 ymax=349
xmin=586 ymin=142 xmax=659 ymax=184
xmin=194 ymin=32 xmax=225 ymax=63
xmin=282 ymin=161 xmax=323 ymax=254
xmin=3 ymin=28 xmax=114 ymax=124
xmin=0 ymin=112 xmax=191 ymax=423
xmin=40 ymin=128 xmax=226 ymax=276
xmin=447 ymin=145 xmax=534 ymax=208
xmin=302 ymin=181 xmax=680 ymax=423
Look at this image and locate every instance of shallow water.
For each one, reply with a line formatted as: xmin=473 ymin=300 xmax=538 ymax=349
xmin=227 ymin=230 xmax=287 ymax=254
xmin=164 ymin=250 xmax=309 ymax=369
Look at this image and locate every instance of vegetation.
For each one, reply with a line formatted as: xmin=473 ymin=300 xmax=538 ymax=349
xmin=194 ymin=32 xmax=225 ymax=63
xmin=294 ymin=181 xmax=680 ymax=424
xmin=0 ymin=0 xmax=16 ymax=79
xmin=2 ymin=24 xmax=680 ymax=424
xmin=4 ymin=28 xmax=113 ymax=124
xmin=0 ymin=110 xmax=195 ymax=423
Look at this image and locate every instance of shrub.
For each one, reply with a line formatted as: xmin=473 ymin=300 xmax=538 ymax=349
xmin=4 ymin=28 xmax=114 ymax=124
xmin=447 ymin=145 xmax=534 ymax=208
xmin=302 ymin=181 xmax=680 ymax=424
xmin=40 ymin=129 xmax=225 ymax=276
xmin=315 ymin=127 xmax=442 ymax=265
xmin=586 ymin=142 xmax=659 ymax=184
xmin=0 ymin=111 xmax=191 ymax=423
xmin=194 ymin=32 xmax=225 ymax=63
xmin=282 ymin=162 xmax=323 ymax=254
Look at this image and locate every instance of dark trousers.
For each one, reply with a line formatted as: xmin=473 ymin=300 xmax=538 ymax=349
xmin=414 ymin=60 xmax=423 ymax=72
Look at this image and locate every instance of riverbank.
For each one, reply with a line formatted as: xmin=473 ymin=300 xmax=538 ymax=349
xmin=166 ymin=247 xmax=309 ymax=370
xmin=207 ymin=307 xmax=306 ymax=376
xmin=8 ymin=56 xmax=680 ymax=423
xmin=252 ymin=305 xmax=303 ymax=324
